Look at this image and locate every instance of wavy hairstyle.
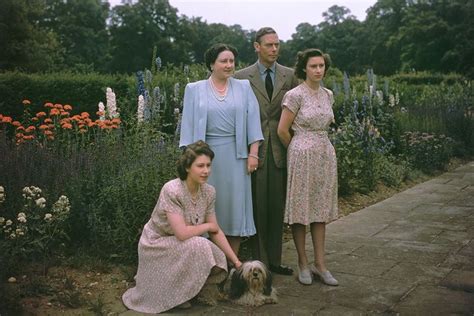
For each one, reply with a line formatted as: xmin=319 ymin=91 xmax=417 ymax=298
xmin=294 ymin=48 xmax=331 ymax=80
xmin=177 ymin=140 xmax=215 ymax=180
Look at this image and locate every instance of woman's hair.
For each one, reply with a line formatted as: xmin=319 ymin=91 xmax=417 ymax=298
xmin=204 ymin=43 xmax=238 ymax=71
xmin=294 ymin=48 xmax=331 ymax=80
xmin=177 ymin=140 xmax=215 ymax=180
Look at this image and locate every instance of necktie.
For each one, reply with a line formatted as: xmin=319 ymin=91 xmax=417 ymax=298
xmin=265 ymin=69 xmax=273 ymax=101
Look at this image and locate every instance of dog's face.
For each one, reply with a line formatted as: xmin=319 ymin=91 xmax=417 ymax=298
xmin=229 ymin=260 xmax=273 ymax=298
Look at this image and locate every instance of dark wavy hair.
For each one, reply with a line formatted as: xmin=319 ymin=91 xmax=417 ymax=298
xmin=177 ymin=140 xmax=215 ymax=180
xmin=294 ymin=48 xmax=331 ymax=80
xmin=204 ymin=43 xmax=238 ymax=71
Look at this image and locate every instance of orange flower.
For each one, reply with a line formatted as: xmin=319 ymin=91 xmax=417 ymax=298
xmin=50 ymin=108 xmax=60 ymax=116
xmin=43 ymin=130 xmax=54 ymax=136
xmin=23 ymin=135 xmax=35 ymax=140
xmin=64 ymin=104 xmax=73 ymax=111
xmin=31 ymin=117 xmax=39 ymax=122
xmin=16 ymin=133 xmax=24 ymax=139
xmin=12 ymin=121 xmax=21 ymax=127
xmin=110 ymin=125 xmax=119 ymax=129
xmin=44 ymin=118 xmax=53 ymax=124
xmin=1 ymin=116 xmax=12 ymax=123
xmin=44 ymin=102 xmax=54 ymax=108
xmin=36 ymin=112 xmax=47 ymax=118
xmin=81 ymin=112 xmax=90 ymax=118
xmin=39 ymin=124 xmax=49 ymax=130
xmin=87 ymin=121 xmax=95 ymax=127
xmin=22 ymin=99 xmax=31 ymax=105
xmin=61 ymin=123 xmax=73 ymax=129
xmin=96 ymin=111 xmax=105 ymax=116
xmin=54 ymin=103 xmax=63 ymax=109
xmin=48 ymin=124 xmax=55 ymax=129
xmin=0 ymin=114 xmax=3 ymax=120
xmin=111 ymin=118 xmax=121 ymax=124
xmin=26 ymin=125 xmax=36 ymax=132
xmin=71 ymin=115 xmax=82 ymax=122
xmin=16 ymin=126 xmax=25 ymax=131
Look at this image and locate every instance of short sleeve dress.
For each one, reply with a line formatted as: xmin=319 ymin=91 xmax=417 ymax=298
xmin=282 ymin=83 xmax=338 ymax=225
xmin=122 ymin=179 xmax=228 ymax=314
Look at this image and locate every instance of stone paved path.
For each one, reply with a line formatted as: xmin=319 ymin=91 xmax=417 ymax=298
xmin=121 ymin=162 xmax=474 ymax=315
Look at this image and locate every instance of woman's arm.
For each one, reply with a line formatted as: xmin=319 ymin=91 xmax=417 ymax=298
xmin=277 ymin=107 xmax=296 ymax=148
xmin=247 ymin=141 xmax=259 ymax=173
xmin=166 ymin=212 xmax=218 ymax=241
xmin=206 ymin=214 xmax=242 ymax=268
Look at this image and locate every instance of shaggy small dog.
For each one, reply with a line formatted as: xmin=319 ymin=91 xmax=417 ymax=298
xmin=226 ymin=260 xmax=278 ymax=306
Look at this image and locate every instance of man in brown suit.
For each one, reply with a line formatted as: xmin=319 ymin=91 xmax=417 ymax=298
xmin=235 ymin=27 xmax=298 ymax=275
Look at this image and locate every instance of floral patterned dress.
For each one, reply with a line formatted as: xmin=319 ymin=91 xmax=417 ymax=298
xmin=282 ymin=83 xmax=338 ymax=225
xmin=122 ymin=179 xmax=227 ymax=314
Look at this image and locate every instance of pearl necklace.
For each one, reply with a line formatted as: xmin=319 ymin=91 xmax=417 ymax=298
xmin=209 ymin=78 xmax=228 ymax=101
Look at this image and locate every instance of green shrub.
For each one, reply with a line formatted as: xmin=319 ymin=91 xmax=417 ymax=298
xmin=401 ymin=131 xmax=455 ymax=173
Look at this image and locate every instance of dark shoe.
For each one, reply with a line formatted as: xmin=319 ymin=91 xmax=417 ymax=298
xmin=269 ymin=264 xmax=294 ymax=275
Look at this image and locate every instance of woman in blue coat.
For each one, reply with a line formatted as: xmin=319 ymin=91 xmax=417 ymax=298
xmin=179 ymin=43 xmax=263 ymax=256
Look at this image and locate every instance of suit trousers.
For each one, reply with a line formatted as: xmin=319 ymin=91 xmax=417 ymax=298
xmin=251 ymin=140 xmax=287 ymax=266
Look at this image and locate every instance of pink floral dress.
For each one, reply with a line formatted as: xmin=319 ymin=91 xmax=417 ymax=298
xmin=122 ymin=179 xmax=227 ymax=314
xmin=282 ymin=83 xmax=338 ymax=224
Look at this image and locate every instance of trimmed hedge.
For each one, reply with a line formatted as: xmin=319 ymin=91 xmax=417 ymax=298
xmin=0 ymin=72 xmax=136 ymax=120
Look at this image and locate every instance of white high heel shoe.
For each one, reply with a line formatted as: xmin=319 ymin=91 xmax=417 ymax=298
xmin=310 ymin=264 xmax=338 ymax=286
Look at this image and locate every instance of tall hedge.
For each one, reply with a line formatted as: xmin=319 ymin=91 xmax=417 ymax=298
xmin=0 ymin=72 xmax=136 ymax=120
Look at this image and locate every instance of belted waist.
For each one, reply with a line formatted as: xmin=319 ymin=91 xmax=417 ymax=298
xmin=294 ymin=130 xmax=328 ymax=136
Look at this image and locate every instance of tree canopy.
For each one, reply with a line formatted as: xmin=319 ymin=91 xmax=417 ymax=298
xmin=0 ymin=0 xmax=472 ymax=77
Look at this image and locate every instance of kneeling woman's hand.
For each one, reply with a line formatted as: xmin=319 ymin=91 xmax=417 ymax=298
xmin=207 ymin=222 xmax=219 ymax=234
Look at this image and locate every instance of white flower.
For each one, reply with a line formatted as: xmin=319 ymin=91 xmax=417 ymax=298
xmin=106 ymin=87 xmax=119 ymax=119
xmin=9 ymin=232 xmax=16 ymax=239
xmin=6 ymin=219 xmax=13 ymax=226
xmin=52 ymin=195 xmax=71 ymax=215
xmin=17 ymin=216 xmax=27 ymax=223
xmin=0 ymin=186 xmax=5 ymax=203
xmin=44 ymin=213 xmax=53 ymax=221
xmin=35 ymin=197 xmax=47 ymax=208
xmin=137 ymin=95 xmax=145 ymax=123
xmin=98 ymin=102 xmax=106 ymax=121
xmin=389 ymin=94 xmax=395 ymax=107
xmin=0 ymin=217 xmax=5 ymax=225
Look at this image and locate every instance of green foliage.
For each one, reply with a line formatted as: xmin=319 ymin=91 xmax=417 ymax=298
xmin=374 ymin=155 xmax=411 ymax=188
xmin=0 ymin=186 xmax=71 ymax=279
xmin=394 ymin=80 xmax=474 ymax=154
xmin=0 ymin=71 xmax=135 ymax=121
xmin=400 ymin=132 xmax=455 ymax=173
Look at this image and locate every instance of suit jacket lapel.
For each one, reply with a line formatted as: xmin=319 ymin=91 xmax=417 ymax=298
xmin=247 ymin=63 xmax=269 ymax=102
xmin=273 ymin=63 xmax=287 ymax=98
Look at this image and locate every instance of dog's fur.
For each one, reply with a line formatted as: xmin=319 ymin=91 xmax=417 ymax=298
xmin=225 ymin=260 xmax=278 ymax=306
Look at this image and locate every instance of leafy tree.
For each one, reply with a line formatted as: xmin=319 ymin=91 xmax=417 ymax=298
xmin=108 ymin=0 xmax=188 ymax=73
xmin=0 ymin=0 xmax=63 ymax=72
xmin=363 ymin=0 xmax=408 ymax=75
xmin=40 ymin=0 xmax=110 ymax=72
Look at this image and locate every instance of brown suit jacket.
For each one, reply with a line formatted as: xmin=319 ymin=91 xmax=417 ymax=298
xmin=235 ymin=62 xmax=299 ymax=168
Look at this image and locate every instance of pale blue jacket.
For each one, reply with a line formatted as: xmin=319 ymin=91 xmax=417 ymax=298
xmin=179 ymin=77 xmax=263 ymax=158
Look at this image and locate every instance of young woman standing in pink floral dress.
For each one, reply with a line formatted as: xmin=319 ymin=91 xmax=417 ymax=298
xmin=278 ymin=48 xmax=339 ymax=286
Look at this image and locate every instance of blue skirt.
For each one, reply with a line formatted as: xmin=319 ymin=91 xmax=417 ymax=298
xmin=207 ymin=135 xmax=256 ymax=237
